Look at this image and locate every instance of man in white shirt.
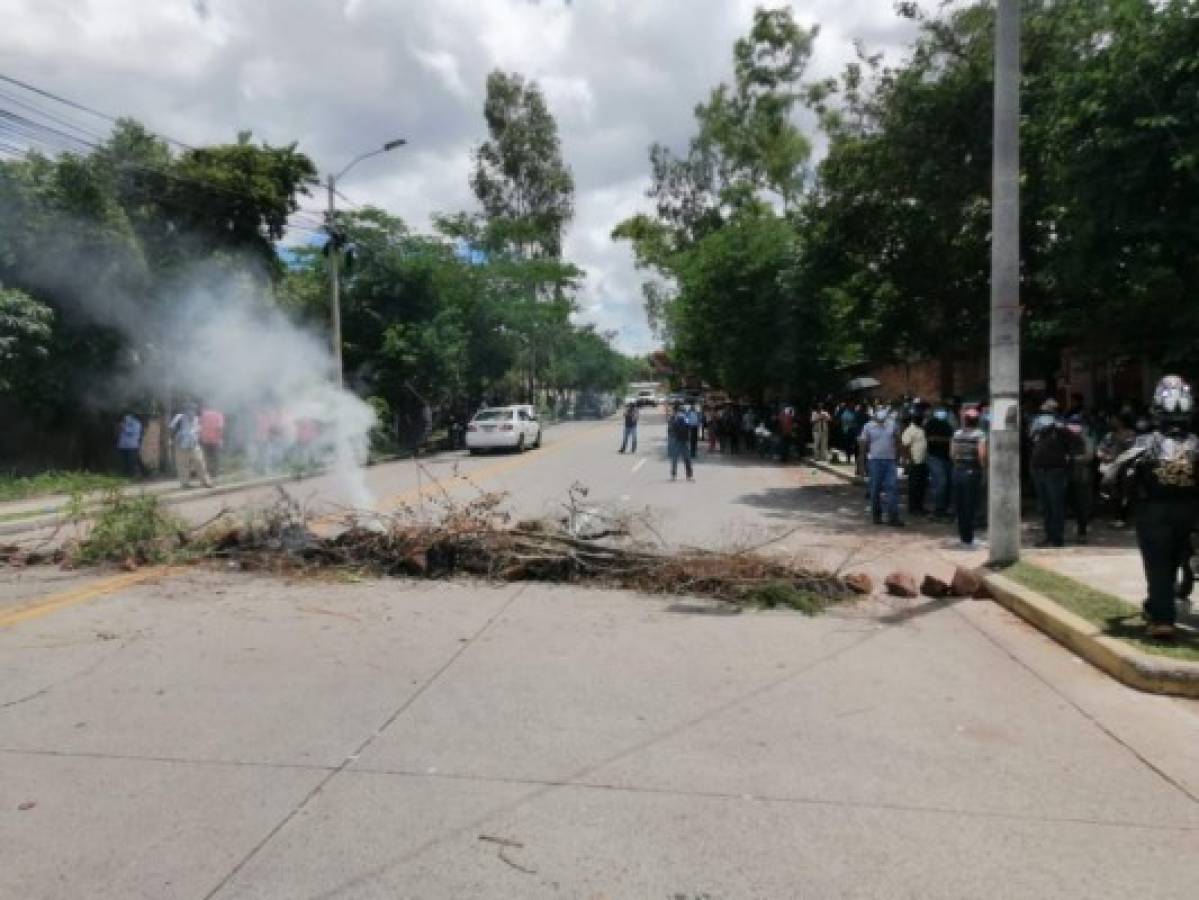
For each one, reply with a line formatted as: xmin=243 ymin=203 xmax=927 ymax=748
xmin=901 ymin=412 xmax=929 ymax=516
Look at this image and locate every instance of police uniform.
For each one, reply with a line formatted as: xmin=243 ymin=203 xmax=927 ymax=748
xmin=1132 ymin=376 xmax=1199 ymax=633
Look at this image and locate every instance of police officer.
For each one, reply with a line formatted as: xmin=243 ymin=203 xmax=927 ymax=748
xmin=1131 ymin=375 xmax=1199 ymax=639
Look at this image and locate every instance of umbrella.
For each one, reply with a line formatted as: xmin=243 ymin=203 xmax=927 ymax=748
xmin=845 ymin=376 xmax=881 ymax=392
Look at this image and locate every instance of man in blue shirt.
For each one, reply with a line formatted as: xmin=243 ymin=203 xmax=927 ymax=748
xmin=668 ymin=404 xmax=694 ymax=481
xmin=684 ymin=403 xmax=700 ymax=459
xmin=862 ymin=408 xmax=903 ymax=526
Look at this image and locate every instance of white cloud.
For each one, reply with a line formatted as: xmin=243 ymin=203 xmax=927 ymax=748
xmin=0 ymin=0 xmax=919 ymax=353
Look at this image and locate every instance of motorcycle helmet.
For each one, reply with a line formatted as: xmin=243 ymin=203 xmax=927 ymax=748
xmin=1153 ymin=375 xmax=1194 ymax=426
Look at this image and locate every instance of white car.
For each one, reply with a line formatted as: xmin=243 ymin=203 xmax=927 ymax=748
xmin=465 ymin=406 xmax=541 ymax=454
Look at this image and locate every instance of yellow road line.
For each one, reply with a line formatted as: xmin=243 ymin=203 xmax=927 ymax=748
xmin=2 ymin=421 xmax=613 ymax=627
xmin=0 ymin=566 xmax=178 ymax=629
xmin=314 ymin=420 xmax=611 ymax=526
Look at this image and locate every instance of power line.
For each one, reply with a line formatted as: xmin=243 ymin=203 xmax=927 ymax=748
xmin=0 ymin=73 xmax=333 ymax=244
xmin=0 ymin=71 xmax=193 ymax=150
xmin=0 ymin=89 xmax=110 ymax=145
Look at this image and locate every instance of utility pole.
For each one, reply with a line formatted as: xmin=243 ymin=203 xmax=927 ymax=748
xmin=327 ymin=172 xmax=343 ymax=388
xmin=988 ymin=0 xmax=1021 ymax=566
xmin=325 ymin=138 xmax=407 ymax=389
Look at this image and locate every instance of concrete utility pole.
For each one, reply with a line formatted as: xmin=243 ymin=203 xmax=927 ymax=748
xmin=988 ymin=0 xmax=1021 ymax=566
xmin=326 ymin=138 xmax=407 ymax=388
xmin=327 ymin=172 xmax=342 ymax=387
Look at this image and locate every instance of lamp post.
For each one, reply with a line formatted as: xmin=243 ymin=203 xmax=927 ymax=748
xmin=327 ymin=138 xmax=407 ymax=387
xmin=988 ymin=0 xmax=1021 ymax=565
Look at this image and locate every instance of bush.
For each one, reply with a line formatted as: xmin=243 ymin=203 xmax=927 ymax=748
xmin=68 ymin=490 xmax=188 ymax=565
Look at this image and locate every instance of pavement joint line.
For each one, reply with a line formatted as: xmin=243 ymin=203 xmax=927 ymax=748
xmin=983 ymin=571 xmax=1199 ymax=700
xmin=0 ymin=746 xmax=336 ymax=772
xmin=631 ymin=458 xmax=646 ymax=473
xmin=200 ymin=582 xmax=529 ymax=900
xmin=2 ymin=424 xmax=610 ymax=625
xmin=947 ymin=598 xmax=1199 ymax=807
xmin=325 ymin=626 xmax=895 ymax=888
xmin=341 ymin=765 xmax=1199 ymax=834
xmin=0 ymin=566 xmax=180 ymax=630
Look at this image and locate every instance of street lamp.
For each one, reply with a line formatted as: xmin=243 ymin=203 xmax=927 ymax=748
xmin=326 ymin=138 xmax=407 ymax=387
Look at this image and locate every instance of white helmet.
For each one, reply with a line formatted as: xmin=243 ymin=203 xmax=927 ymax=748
xmin=1153 ymin=375 xmax=1193 ymax=423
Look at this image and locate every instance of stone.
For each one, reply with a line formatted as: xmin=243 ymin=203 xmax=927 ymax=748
xmin=884 ymin=572 xmax=920 ymax=598
xmin=921 ymin=575 xmax=952 ymax=598
xmin=844 ymin=573 xmax=874 ymax=595
xmin=951 ymin=566 xmax=983 ymax=598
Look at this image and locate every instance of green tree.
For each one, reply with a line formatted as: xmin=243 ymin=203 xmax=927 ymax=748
xmin=471 ymin=70 xmax=575 ymax=258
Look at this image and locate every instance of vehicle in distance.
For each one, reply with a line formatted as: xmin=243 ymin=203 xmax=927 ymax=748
xmin=465 ymin=406 xmax=541 ymax=454
xmin=634 ymin=389 xmax=658 ymax=407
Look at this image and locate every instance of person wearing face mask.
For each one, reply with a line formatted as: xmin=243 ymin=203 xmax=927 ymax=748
xmin=862 ymin=407 xmax=903 ymax=527
xmin=924 ymin=407 xmax=954 ymax=519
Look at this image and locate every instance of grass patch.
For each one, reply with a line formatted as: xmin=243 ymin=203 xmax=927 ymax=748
xmin=741 ymin=580 xmax=831 ymax=616
xmin=1005 ymin=561 xmax=1199 ymax=662
xmin=0 ymin=470 xmax=126 ymax=502
xmin=67 ymin=490 xmax=191 ymax=566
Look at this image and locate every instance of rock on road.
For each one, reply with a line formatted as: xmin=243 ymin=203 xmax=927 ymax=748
xmin=2 ymin=412 xmax=1198 ymax=899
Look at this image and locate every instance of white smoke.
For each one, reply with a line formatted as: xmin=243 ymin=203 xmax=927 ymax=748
xmin=111 ymin=263 xmax=377 ymax=508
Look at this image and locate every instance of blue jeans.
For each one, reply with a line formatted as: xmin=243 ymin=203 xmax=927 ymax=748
xmin=868 ymin=458 xmax=900 ymax=522
xmin=619 ymin=425 xmax=637 ymax=453
xmin=669 ymin=438 xmax=693 ymax=478
xmin=1033 ymin=468 xmax=1068 ymax=546
xmin=928 ymin=455 xmax=950 ymax=514
xmin=953 ymin=467 xmax=982 ymax=544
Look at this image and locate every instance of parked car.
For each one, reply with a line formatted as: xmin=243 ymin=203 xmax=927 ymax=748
xmin=465 ymin=406 xmax=541 ymax=454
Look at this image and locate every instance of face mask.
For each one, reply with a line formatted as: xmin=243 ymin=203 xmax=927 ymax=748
xmin=874 ymin=411 xmax=887 ymax=423
xmin=933 ymin=410 xmax=948 ymax=421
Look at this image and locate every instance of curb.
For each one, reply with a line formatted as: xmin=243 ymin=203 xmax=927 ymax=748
xmin=809 ymin=460 xmax=866 ymax=486
xmin=0 ymin=451 xmax=417 ymax=539
xmin=984 ymin=572 xmax=1199 ymax=699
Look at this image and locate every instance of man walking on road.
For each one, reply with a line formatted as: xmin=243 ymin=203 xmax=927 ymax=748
xmin=863 ymin=408 xmax=902 ymax=526
xmin=685 ymin=403 xmax=700 ymax=459
xmin=668 ymin=403 xmax=694 ymax=481
xmin=618 ymin=402 xmax=638 ymax=454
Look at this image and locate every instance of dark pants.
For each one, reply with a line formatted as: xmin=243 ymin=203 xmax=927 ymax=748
xmin=908 ymin=462 xmax=928 ymax=515
xmin=669 ymin=438 xmax=693 ymax=479
xmin=928 ymin=455 xmax=950 ymax=514
xmin=953 ymin=467 xmax=982 ymax=544
xmin=619 ymin=425 xmax=637 ymax=453
xmin=1068 ymin=467 xmax=1093 ymax=537
xmin=689 ymin=427 xmax=699 ymax=459
xmin=1033 ymin=467 xmax=1069 ymax=546
xmin=119 ymin=448 xmax=140 ymax=478
xmin=1135 ymin=498 xmax=1197 ymax=626
xmin=868 ymin=458 xmax=900 ymax=522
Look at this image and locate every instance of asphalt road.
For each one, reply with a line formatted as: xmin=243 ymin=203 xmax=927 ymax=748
xmin=2 ymin=413 xmax=1198 ymax=899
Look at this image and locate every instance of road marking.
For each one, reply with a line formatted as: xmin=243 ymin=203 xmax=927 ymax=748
xmin=372 ymin=421 xmax=611 ymax=513
xmin=0 ymin=567 xmax=178 ymax=630
xmin=4 ymin=421 xmax=614 ymax=627
xmin=631 ymin=458 xmax=647 ymax=473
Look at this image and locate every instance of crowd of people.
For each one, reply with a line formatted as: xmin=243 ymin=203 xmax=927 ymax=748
xmin=114 ymin=402 xmax=337 ymax=489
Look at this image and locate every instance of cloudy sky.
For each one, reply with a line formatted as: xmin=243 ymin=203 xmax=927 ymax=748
xmin=0 ymin=0 xmax=920 ymax=353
